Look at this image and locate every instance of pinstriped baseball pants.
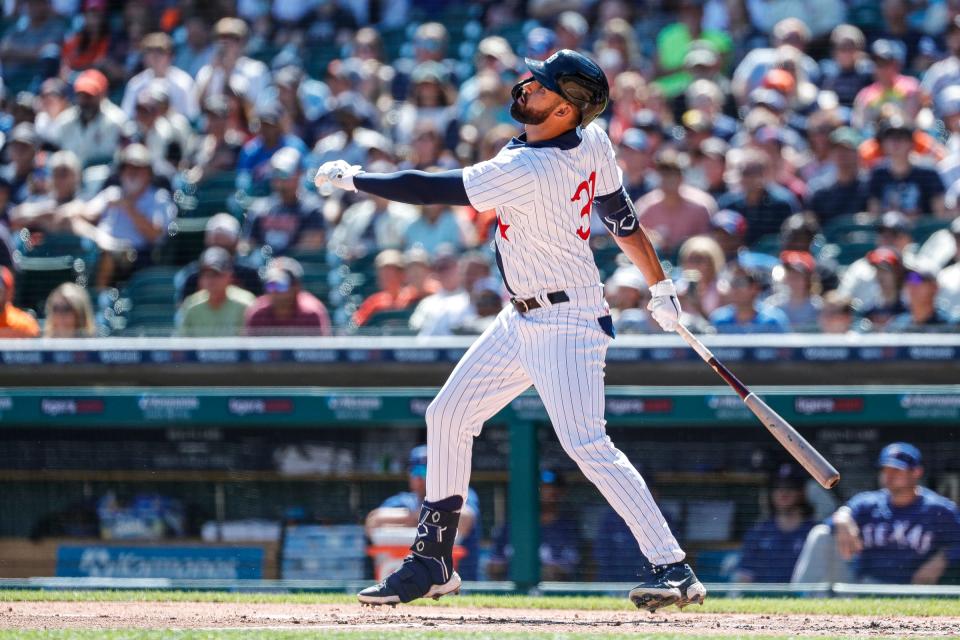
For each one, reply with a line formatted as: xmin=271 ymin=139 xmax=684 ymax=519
xmin=424 ymin=302 xmax=686 ymax=566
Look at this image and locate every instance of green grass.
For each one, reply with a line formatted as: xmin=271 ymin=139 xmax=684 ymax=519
xmin=0 ymin=590 xmax=958 ymax=617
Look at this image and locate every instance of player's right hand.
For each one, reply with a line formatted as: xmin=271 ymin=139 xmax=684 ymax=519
xmin=647 ymin=279 xmax=681 ymax=332
xmin=314 ymin=160 xmax=363 ymax=193
xmin=834 ymin=521 xmax=863 ymax=560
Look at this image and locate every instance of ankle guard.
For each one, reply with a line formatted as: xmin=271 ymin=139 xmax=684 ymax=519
xmin=410 ymin=497 xmax=462 ymax=583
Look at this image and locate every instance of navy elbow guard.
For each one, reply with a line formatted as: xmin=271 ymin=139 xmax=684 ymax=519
xmin=596 ymin=187 xmax=639 ymax=237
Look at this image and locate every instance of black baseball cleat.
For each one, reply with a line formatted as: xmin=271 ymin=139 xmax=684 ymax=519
xmin=628 ymin=562 xmax=707 ymax=613
xmin=358 ymin=496 xmax=463 ymax=606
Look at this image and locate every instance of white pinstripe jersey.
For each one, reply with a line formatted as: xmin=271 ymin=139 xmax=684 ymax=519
xmin=462 ymin=123 xmax=621 ymax=300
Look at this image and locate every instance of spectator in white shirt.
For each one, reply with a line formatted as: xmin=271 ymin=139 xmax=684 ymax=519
xmin=409 ymin=252 xmax=473 ymax=336
xmin=121 ymin=32 xmax=198 ymax=122
xmin=50 ymin=69 xmax=127 ymax=168
xmin=194 ymin=18 xmax=269 ymax=106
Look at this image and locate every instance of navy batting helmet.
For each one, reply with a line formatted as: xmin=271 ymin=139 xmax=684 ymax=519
xmin=511 ymin=49 xmax=609 ymax=126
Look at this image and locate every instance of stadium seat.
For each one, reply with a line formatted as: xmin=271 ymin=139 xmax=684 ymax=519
xmin=822 ymin=213 xmax=876 ymax=243
xmin=12 ymin=233 xmax=99 ymax=311
xmin=360 ymin=308 xmax=416 ymax=335
xmin=912 ymin=218 xmax=950 ymax=245
xmin=159 ymin=217 xmax=210 ymax=266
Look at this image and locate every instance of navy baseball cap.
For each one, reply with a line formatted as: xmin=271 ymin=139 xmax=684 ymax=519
xmin=878 ymin=442 xmax=922 ymax=470
xmin=408 ymin=444 xmax=428 ymax=478
xmin=540 ymin=469 xmax=566 ymax=487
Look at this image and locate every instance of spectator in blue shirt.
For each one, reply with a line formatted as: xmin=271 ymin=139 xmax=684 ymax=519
xmin=710 ymin=265 xmax=791 ymax=333
xmin=792 ymin=442 xmax=960 ymax=584
xmin=735 ymin=464 xmax=816 ymax=583
xmin=237 ymin=103 xmax=308 ymax=197
xmin=365 ymin=445 xmax=480 ymax=581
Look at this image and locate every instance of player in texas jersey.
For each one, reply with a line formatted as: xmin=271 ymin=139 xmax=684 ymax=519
xmin=316 ymin=49 xmax=705 ymax=613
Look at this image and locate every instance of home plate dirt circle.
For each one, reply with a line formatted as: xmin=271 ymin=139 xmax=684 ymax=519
xmin=2 ymin=601 xmax=959 ymax=637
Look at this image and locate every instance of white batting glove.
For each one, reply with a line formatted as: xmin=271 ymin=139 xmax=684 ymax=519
xmin=314 ymin=160 xmax=363 ymax=192
xmin=647 ymin=279 xmax=682 ymax=332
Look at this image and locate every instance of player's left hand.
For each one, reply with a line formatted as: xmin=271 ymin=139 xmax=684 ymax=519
xmin=314 ymin=160 xmax=363 ymax=192
xmin=647 ymin=279 xmax=681 ymax=332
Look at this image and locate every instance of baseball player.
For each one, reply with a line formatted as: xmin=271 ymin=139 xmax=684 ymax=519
xmin=315 ymin=49 xmax=705 ymax=612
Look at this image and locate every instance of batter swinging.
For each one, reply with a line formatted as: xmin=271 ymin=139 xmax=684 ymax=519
xmin=315 ymin=49 xmax=706 ymax=613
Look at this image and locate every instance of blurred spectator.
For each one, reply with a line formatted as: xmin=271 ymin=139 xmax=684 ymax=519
xmin=177 ymin=247 xmax=255 ymax=337
xmin=128 ymin=85 xmax=180 ymax=180
xmin=734 ymin=464 xmax=816 ymax=583
xmin=819 ymin=24 xmax=872 ymax=109
xmin=806 ymin=127 xmax=868 ymax=225
xmin=173 ymin=14 xmax=215 ymax=78
xmin=719 ymin=149 xmax=799 ymax=245
xmin=746 ymin=1 xmax=844 ymax=39
xmin=244 ymin=257 xmax=331 ymax=336
xmin=391 ymin=62 xmax=458 ymax=149
xmin=677 ymin=235 xmax=725 ymax=316
xmin=35 ymin=78 xmax=70 ymax=143
xmin=176 ymin=213 xmax=262 ymax=304
xmin=352 ymin=250 xmax=422 ymax=329
xmin=2 ymin=123 xmax=41 ymax=205
xmin=818 ymin=290 xmax=856 ymax=334
xmin=920 ymin=16 xmax=960 ymax=115
xmin=938 ymin=87 xmax=960 ymax=183
xmin=635 ymin=150 xmax=716 ymax=254
xmin=402 ymin=200 xmax=475 ymax=258
xmin=9 ymin=150 xmax=82 ymax=232
xmin=455 ymin=278 xmax=504 ymax=335
xmin=327 ymin=162 xmax=417 ymax=264
xmin=364 ymin=445 xmax=480 ymax=581
xmin=408 ymin=253 xmax=472 ymax=337
xmin=867 ymin=115 xmax=946 ymax=218
xmin=689 ymin=137 xmax=730 ymax=201
xmin=793 ymin=443 xmax=960 ymax=584
xmin=59 ymin=0 xmax=109 ymax=74
xmin=604 ymin=265 xmax=652 ymax=334
xmin=732 ymin=19 xmax=820 ymax=103
xmin=616 ymin=129 xmax=655 ymax=202
xmin=0 ymin=0 xmax=66 ymax=80
xmin=195 ymin=18 xmax=270 ymax=105
xmin=243 ymin=148 xmax=324 ymax=258
xmin=852 ymin=40 xmax=921 ymax=130
xmin=389 ymin=22 xmax=457 ymax=103
xmin=488 ymin=470 xmax=581 ymax=581
xmin=655 ymin=1 xmax=732 ymax=98
xmin=185 ymin=95 xmax=244 ymax=185
xmin=838 ymin=211 xmax=914 ymax=311
xmin=800 ymin=109 xmax=842 ymax=186
xmin=877 ymin=0 xmax=925 ymax=72
xmin=237 ymin=103 xmax=308 ymax=197
xmin=403 ymin=247 xmax=439 ymax=299
xmin=859 ymin=247 xmax=908 ymax=331
xmin=710 ymin=209 xmax=749 ymax=261
xmin=121 ymin=32 xmax=198 ymax=122
xmin=886 ymin=258 xmax=954 ymax=331
xmin=50 ymin=70 xmax=126 ymax=168
xmin=764 ymin=250 xmax=822 ymax=331
xmin=0 ymin=268 xmax=40 ymax=338
xmin=710 ymin=264 xmax=791 ymax=333
xmin=42 ymin=282 xmax=95 ymax=338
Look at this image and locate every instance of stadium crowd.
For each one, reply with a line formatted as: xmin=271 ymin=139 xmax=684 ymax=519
xmin=0 ymin=0 xmax=959 ymax=337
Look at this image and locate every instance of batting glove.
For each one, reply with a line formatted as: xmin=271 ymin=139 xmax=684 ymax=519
xmin=647 ymin=279 xmax=682 ymax=332
xmin=314 ymin=160 xmax=363 ymax=192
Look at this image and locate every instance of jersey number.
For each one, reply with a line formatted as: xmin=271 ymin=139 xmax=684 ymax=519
xmin=570 ymin=171 xmax=596 ymax=241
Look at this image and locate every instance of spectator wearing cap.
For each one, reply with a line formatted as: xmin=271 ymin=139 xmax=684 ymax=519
xmin=389 ymin=22 xmax=457 ymax=103
xmin=1 ymin=123 xmax=41 ymax=205
xmin=121 ymin=32 xmax=198 ymax=122
xmin=691 ymin=137 xmax=731 ymax=201
xmin=800 ymin=109 xmax=842 ymax=187
xmin=719 ymin=148 xmax=799 ymax=246
xmin=9 ymin=150 xmax=82 ymax=232
xmin=654 ymin=0 xmax=732 ymax=98
xmin=177 ymin=247 xmax=256 ymax=337
xmin=50 ymin=69 xmax=127 ymax=168
xmin=877 ymin=0 xmax=925 ymax=73
xmin=934 ymin=219 xmax=960 ymax=317
xmin=606 ymin=72 xmax=649 ymax=145
xmin=734 ymin=464 xmax=816 ymax=583
xmin=455 ymin=277 xmax=504 ymax=335
xmin=408 ymin=252 xmax=473 ymax=337
xmin=752 ymin=124 xmax=806 ymax=202
xmin=128 ymin=84 xmax=180 ymax=180
xmin=818 ymin=290 xmax=856 ymax=334
xmin=244 ymin=257 xmax=331 ymax=336
xmin=806 ymin=127 xmax=869 ymax=225
xmin=237 ymin=103 xmax=308 ymax=197
xmin=763 ymin=250 xmax=822 ymax=330
xmin=921 ymin=15 xmax=960 ymax=113
xmin=35 ymin=78 xmax=69 ymax=143
xmin=678 ymin=235 xmax=727 ymax=316
xmin=402 ymin=190 xmax=475 ymax=258
xmin=0 ymin=267 xmax=39 ymax=338
xmin=365 ymin=444 xmax=480 ymax=581
xmin=272 ymin=65 xmax=330 ymax=146
xmin=819 ymin=24 xmax=873 ymax=109
xmin=852 ymin=40 xmax=921 ymax=130
xmin=489 ymin=469 xmax=582 ymax=581
xmin=328 ymin=161 xmax=417 ymax=265
xmin=793 ymin=442 xmax=960 ymax=585
xmin=859 ymin=247 xmax=909 ymax=330
xmin=555 ymin=11 xmax=589 ymax=53
xmin=173 ymin=13 xmax=215 ymax=78
xmin=838 ymin=209 xmax=914 ymax=303
xmin=403 ymin=247 xmax=440 ymax=300
xmin=59 ymin=0 xmax=109 ymax=74
xmin=616 ymin=129 xmax=655 ymax=202
xmin=633 ymin=109 xmax=668 ymax=155
xmin=684 ymin=79 xmax=738 ymax=142
xmin=243 ymin=148 xmax=324 ymax=259
xmin=456 ymin=36 xmax=519 ymax=124
xmin=635 ymin=150 xmax=717 ymax=254
xmin=886 ymin=258 xmax=954 ymax=331
xmin=936 ymin=86 xmax=960 ymax=185
xmin=391 ymin=61 xmax=459 ymax=151
xmin=194 ymin=18 xmax=269 ymax=105
xmin=732 ymin=19 xmax=821 ymax=104
xmin=867 ymin=116 xmax=946 ymax=218
xmin=710 ymin=263 xmax=791 ymax=333
xmin=0 ymin=0 xmax=66 ymax=79
xmin=604 ymin=265 xmax=653 ymax=334
xmin=185 ymin=96 xmax=244 ymax=186
xmin=710 ymin=209 xmax=749 ymax=261
xmin=352 ymin=249 xmax=423 ymax=329
xmin=175 ymin=213 xmax=262 ymax=304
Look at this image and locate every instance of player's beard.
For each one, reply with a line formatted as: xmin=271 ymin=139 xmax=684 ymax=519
xmin=510 ymin=97 xmax=557 ymax=125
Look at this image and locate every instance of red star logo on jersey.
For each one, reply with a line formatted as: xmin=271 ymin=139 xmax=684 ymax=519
xmin=496 ymin=215 xmax=510 ymax=241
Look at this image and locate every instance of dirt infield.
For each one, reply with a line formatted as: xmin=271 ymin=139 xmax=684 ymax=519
xmin=2 ymin=601 xmax=959 ymax=637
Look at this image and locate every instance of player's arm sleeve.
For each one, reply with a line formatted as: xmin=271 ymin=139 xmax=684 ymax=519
xmin=462 ymin=151 xmax=535 ymax=211
xmin=353 ymin=170 xmax=472 ymax=206
xmin=596 ymin=187 xmax=641 ymax=237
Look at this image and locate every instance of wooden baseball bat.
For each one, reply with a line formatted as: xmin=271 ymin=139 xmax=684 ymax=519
xmin=675 ymin=324 xmax=840 ymax=489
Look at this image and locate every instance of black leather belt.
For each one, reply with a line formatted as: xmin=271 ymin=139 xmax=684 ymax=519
xmin=511 ymin=291 xmax=569 ymax=313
